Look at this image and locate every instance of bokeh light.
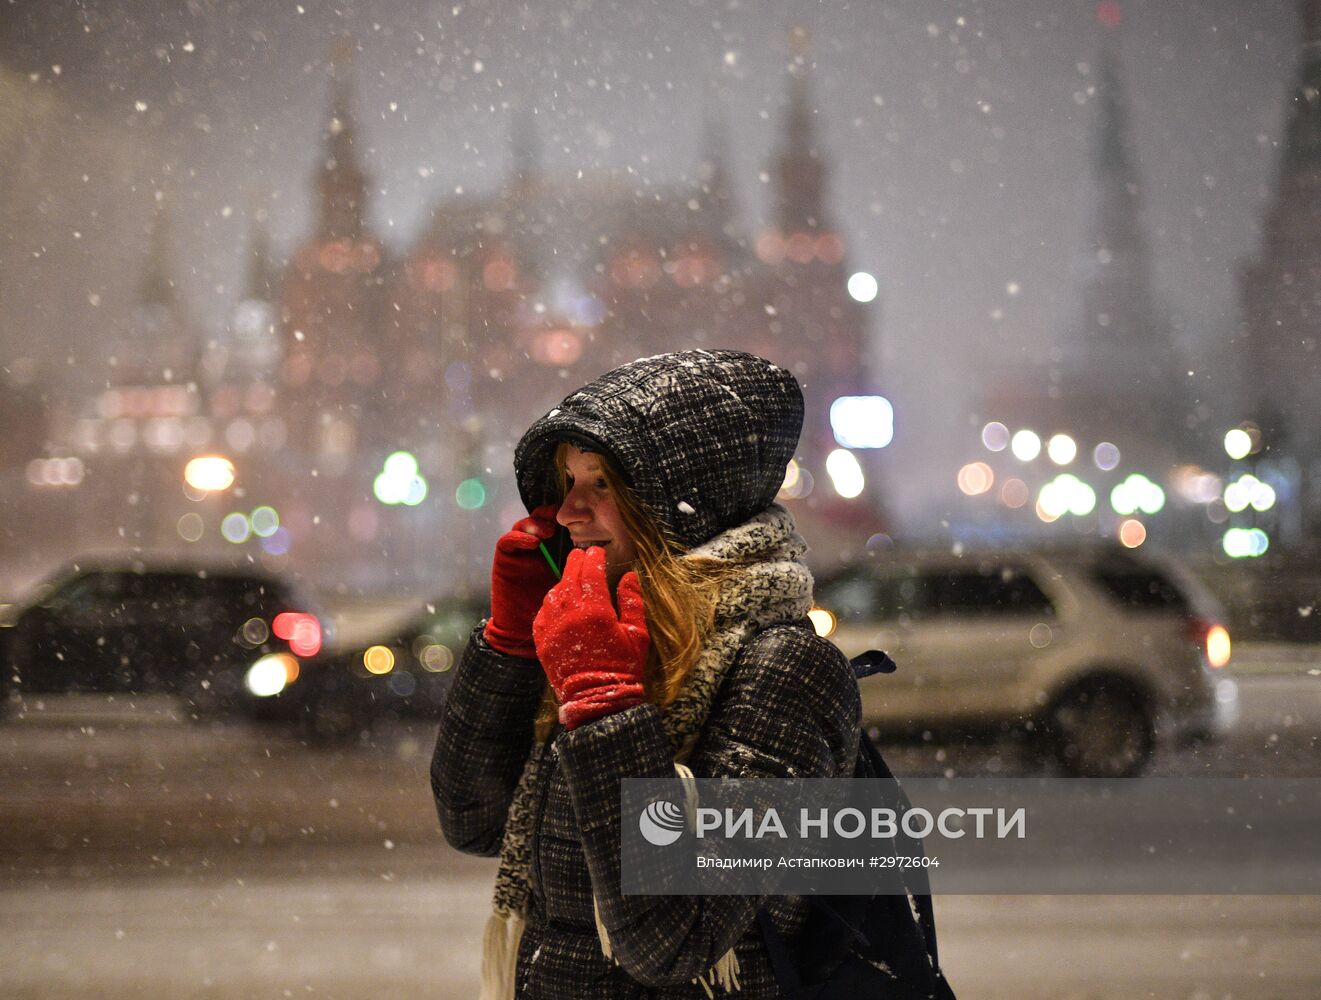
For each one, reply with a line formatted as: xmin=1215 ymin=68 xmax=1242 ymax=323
xmin=1001 ymin=478 xmax=1029 ymax=509
xmin=1010 ymin=429 xmax=1041 ymax=462
xmin=363 ymin=645 xmax=396 ymax=675
xmin=1118 ymin=519 xmax=1147 ymax=548
xmin=1093 ymin=442 xmax=1121 ymax=471
xmin=981 ymin=422 xmax=1010 ymax=452
xmin=221 ymin=512 xmax=251 ymax=544
xmin=250 ymin=505 xmax=280 ymax=538
xmin=825 ymin=449 xmax=865 ymax=499
xmin=1110 ymin=474 xmax=1165 ymax=516
xmin=1046 ymin=434 xmax=1077 ymax=465
xmin=846 ymin=271 xmax=879 ymax=303
xmin=1224 ymin=428 xmax=1252 ymax=461
xmin=176 ymin=512 xmax=204 ymax=542
xmin=456 ymin=478 xmax=487 ymax=510
xmin=957 ymin=462 xmax=994 ymax=496
xmin=184 ymin=455 xmax=235 ymax=492
xmin=829 ymin=396 xmax=893 ymax=449
xmin=1222 ymin=527 xmax=1269 ymax=559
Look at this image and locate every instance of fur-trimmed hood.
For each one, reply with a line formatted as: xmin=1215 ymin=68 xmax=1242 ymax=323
xmin=513 ymin=350 xmax=804 ymax=550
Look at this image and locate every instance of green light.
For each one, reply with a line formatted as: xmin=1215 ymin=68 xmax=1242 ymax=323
xmin=375 ymin=451 xmax=426 ymax=506
xmin=221 ymin=512 xmax=251 ymax=544
xmin=456 ymin=478 xmax=487 ymax=510
xmin=250 ymin=505 xmax=280 ymax=538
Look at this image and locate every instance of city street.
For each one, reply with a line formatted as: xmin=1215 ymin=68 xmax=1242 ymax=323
xmin=2 ymin=668 xmax=1319 ymax=998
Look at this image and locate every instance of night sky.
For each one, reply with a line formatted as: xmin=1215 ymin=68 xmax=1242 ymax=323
xmin=0 ymin=0 xmax=1304 ymax=524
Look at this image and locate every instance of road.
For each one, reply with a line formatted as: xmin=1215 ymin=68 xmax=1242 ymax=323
xmin=2 ymin=671 xmax=1319 ymax=998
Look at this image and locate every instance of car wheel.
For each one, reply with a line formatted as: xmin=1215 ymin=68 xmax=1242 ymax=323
xmin=1044 ymin=677 xmax=1155 ymax=778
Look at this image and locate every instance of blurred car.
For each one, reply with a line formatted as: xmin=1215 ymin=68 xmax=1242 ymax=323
xmin=813 ymin=544 xmax=1239 ymax=777
xmin=240 ymin=595 xmax=485 ymax=741
xmin=0 ymin=561 xmax=325 ymax=716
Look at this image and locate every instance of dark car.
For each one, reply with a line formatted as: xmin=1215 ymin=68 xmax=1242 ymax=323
xmin=0 ymin=561 xmax=325 ymax=717
xmin=240 ymin=595 xmax=485 ymax=741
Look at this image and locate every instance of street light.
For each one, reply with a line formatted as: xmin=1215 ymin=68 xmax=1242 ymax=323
xmin=184 ymin=455 xmax=235 ymax=492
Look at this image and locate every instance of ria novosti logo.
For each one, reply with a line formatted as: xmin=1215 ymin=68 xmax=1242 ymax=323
xmin=639 ymin=799 xmax=687 ymax=846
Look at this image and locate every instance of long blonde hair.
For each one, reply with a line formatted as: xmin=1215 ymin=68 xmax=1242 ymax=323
xmin=531 ymin=443 xmax=734 ymax=742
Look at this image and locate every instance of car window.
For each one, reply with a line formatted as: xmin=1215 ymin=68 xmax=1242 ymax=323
xmin=925 ymin=567 xmax=1055 ymax=619
xmin=49 ymin=572 xmax=124 ymax=611
xmin=816 ymin=573 xmax=926 ymax=624
xmin=1087 ymin=562 xmax=1190 ymax=613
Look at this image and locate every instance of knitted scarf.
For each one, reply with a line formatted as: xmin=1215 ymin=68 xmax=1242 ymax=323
xmin=479 ymin=504 xmax=814 ymax=999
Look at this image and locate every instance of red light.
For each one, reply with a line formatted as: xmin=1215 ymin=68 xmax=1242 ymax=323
xmin=272 ymin=612 xmax=322 ymax=657
xmin=1096 ymin=1 xmax=1122 ymax=29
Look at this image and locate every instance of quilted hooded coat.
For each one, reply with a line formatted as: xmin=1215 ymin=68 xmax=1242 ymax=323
xmin=431 ymin=350 xmax=862 ymax=999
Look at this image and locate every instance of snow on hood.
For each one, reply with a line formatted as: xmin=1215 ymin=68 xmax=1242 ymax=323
xmin=514 ymin=349 xmax=804 ymax=550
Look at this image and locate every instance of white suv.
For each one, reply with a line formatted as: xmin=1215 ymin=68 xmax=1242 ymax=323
xmin=813 ymin=545 xmax=1239 ymax=777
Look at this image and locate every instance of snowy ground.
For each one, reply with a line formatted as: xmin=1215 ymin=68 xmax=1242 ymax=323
xmin=1 ymin=669 xmax=1319 ymax=998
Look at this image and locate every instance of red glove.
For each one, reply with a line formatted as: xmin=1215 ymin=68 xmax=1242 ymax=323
xmin=483 ymin=504 xmax=560 ymax=659
xmin=532 ymin=546 xmax=650 ymax=730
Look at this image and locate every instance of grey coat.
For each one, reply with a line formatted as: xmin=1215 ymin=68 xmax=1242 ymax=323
xmin=432 ymin=621 xmax=860 ymax=999
xmin=430 ymin=350 xmax=862 ymax=998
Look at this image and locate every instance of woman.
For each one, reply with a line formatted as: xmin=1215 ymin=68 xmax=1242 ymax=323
xmin=431 ymin=350 xmax=862 ymax=999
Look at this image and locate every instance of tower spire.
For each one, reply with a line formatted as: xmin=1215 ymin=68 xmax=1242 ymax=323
xmin=139 ymin=202 xmax=177 ymax=308
xmin=509 ymin=103 xmax=542 ymax=193
xmin=316 ymin=40 xmax=368 ymax=240
xmin=245 ymin=204 xmax=276 ymax=301
xmin=1304 ymin=0 xmax=1321 ymax=46
xmin=773 ymin=26 xmax=827 ymax=234
xmin=696 ymin=102 xmax=739 ymax=254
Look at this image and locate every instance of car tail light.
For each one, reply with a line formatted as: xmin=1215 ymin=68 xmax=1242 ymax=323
xmin=272 ymin=611 xmax=322 ymax=657
xmin=1186 ymin=617 xmax=1230 ymax=669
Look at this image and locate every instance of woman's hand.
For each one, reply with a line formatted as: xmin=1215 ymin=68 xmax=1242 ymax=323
xmin=533 ymin=546 xmax=649 ymax=729
xmin=483 ymin=504 xmax=560 ymax=659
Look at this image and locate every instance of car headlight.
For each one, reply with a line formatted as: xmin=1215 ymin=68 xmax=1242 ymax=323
xmin=245 ymin=653 xmax=300 ymax=697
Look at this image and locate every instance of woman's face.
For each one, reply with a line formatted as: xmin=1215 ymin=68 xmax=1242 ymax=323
xmin=556 ymin=445 xmax=638 ymax=588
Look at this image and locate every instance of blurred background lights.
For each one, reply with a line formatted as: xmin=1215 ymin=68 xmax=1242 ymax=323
xmin=1224 ymin=474 xmax=1276 ymax=513
xmin=846 ymin=271 xmax=878 ymax=303
xmin=403 ymin=476 xmax=428 ymax=506
xmin=778 ymin=460 xmax=814 ymax=501
xmin=1222 ymin=527 xmax=1270 ymax=559
xmin=363 ymin=645 xmax=396 ymax=675
xmin=221 ymin=512 xmax=251 ymax=544
xmin=981 ymin=421 xmax=1009 ymax=452
xmin=184 ymin=455 xmax=235 ymax=492
xmin=807 ymin=607 xmax=837 ymax=638
xmin=260 ymin=527 xmax=291 ymax=556
xmin=455 ymin=478 xmax=487 ymax=510
xmin=957 ymin=461 xmax=994 ymax=496
xmin=1224 ymin=428 xmax=1252 ymax=461
xmin=1092 ymin=442 xmax=1121 ymax=471
xmin=1038 ymin=474 xmax=1096 ymax=519
xmin=374 ymin=450 xmax=428 ymax=506
xmin=1118 ymin=518 xmax=1147 ymax=548
xmin=1172 ymin=466 xmax=1223 ymax=505
xmin=1010 ymin=429 xmax=1041 ymax=462
xmin=825 ymin=448 xmax=865 ymax=499
xmin=250 ymin=505 xmax=280 ymax=538
xmin=1110 ymin=474 xmax=1165 ymax=516
xmin=1046 ymin=434 xmax=1077 ymax=465
xmin=829 ymin=396 xmax=893 ymax=449
xmin=176 ymin=512 xmax=204 ymax=542
xmin=1000 ymin=477 xmax=1029 ymax=509
xmin=244 ymin=653 xmax=299 ymax=698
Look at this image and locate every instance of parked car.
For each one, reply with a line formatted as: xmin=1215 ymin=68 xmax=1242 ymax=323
xmin=813 ymin=544 xmax=1239 ymax=777
xmin=0 ymin=561 xmax=325 ymax=717
xmin=240 ymin=595 xmax=486 ymax=741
